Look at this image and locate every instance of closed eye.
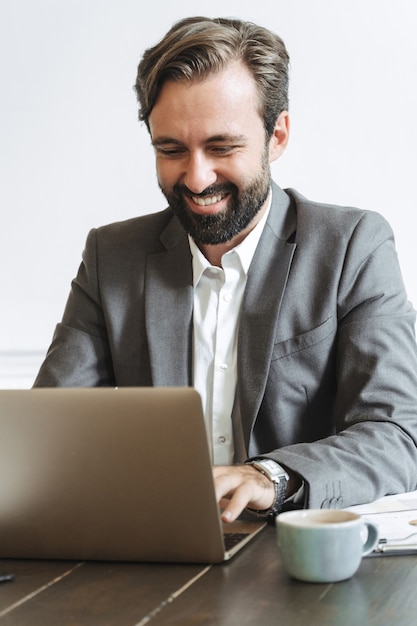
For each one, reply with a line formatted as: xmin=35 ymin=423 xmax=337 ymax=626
xmin=153 ymin=144 xmax=187 ymax=158
xmin=208 ymin=145 xmax=240 ymax=155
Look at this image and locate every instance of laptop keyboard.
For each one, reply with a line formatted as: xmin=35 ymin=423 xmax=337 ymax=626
xmin=223 ymin=532 xmax=249 ymax=551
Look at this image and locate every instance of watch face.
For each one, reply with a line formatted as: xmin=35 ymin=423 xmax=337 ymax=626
xmin=254 ymin=460 xmax=288 ymax=482
xmin=261 ymin=460 xmax=279 ymax=473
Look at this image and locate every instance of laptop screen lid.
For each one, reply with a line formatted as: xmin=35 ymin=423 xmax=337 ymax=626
xmin=0 ymin=387 xmax=264 ymax=563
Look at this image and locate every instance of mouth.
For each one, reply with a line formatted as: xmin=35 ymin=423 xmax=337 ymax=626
xmin=184 ymin=187 xmax=233 ymax=216
xmin=190 ymin=192 xmax=226 ymax=207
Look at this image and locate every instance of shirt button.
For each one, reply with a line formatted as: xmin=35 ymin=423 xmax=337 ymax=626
xmin=223 ymin=293 xmax=232 ymax=302
xmin=219 ymin=363 xmax=228 ymax=371
xmin=218 ymin=436 xmax=226 ymax=444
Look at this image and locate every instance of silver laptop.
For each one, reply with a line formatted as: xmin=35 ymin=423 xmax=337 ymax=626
xmin=0 ymin=387 xmax=265 ymax=563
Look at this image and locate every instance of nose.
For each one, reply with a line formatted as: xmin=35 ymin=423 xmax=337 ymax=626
xmin=182 ymin=152 xmax=217 ymax=194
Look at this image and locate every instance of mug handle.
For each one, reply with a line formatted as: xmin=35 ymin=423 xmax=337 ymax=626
xmin=362 ymin=521 xmax=380 ymax=555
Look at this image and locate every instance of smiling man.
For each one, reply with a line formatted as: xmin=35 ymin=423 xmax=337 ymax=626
xmin=34 ymin=17 xmax=417 ymax=521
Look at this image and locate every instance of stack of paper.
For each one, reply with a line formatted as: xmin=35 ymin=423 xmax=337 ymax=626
xmin=347 ymin=491 xmax=417 ymax=556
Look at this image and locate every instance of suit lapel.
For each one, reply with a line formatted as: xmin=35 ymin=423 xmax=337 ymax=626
xmin=145 ymin=217 xmax=193 ymax=386
xmin=238 ymin=184 xmax=297 ymax=446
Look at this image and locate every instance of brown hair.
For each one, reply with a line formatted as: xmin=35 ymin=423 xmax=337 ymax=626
xmin=135 ymin=16 xmax=290 ymax=137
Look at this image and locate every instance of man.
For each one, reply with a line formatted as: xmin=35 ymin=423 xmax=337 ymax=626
xmin=34 ymin=16 xmax=417 ymax=522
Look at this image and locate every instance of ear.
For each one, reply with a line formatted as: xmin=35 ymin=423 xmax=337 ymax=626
xmin=268 ymin=111 xmax=290 ymax=163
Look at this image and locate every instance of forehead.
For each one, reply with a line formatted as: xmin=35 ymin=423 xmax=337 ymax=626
xmin=148 ymin=61 xmax=264 ymax=141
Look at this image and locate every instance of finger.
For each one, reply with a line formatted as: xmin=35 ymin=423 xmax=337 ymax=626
xmin=213 ymin=467 xmax=249 ymax=521
xmin=220 ymin=483 xmax=253 ymax=522
xmin=212 ymin=467 xmax=240 ymax=503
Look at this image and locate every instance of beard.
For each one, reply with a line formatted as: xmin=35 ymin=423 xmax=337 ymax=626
xmin=158 ymin=152 xmax=271 ymax=245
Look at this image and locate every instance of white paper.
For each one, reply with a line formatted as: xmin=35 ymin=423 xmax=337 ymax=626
xmin=347 ymin=490 xmax=417 ymax=555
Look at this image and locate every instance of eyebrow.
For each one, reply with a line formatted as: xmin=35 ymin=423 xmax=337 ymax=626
xmin=151 ymin=133 xmax=247 ymax=147
xmin=151 ymin=137 xmax=183 ymax=148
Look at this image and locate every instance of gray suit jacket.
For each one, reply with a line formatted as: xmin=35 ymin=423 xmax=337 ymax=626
xmin=35 ymin=183 xmax=417 ymax=508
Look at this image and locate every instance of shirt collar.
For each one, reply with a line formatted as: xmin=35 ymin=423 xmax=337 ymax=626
xmin=189 ymin=190 xmax=272 ymax=287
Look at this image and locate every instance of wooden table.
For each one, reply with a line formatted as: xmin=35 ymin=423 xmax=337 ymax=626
xmin=0 ymin=526 xmax=416 ymax=625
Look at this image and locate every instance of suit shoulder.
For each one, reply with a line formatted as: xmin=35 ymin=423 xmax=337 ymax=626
xmin=85 ymin=208 xmax=182 ymax=253
xmin=96 ymin=208 xmax=174 ymax=239
xmin=285 ymin=188 xmax=394 ymax=243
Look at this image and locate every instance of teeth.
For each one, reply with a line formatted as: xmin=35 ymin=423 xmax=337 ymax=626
xmin=191 ymin=194 xmax=224 ymax=207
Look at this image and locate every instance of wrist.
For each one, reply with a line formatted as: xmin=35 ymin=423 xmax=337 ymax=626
xmin=245 ymin=459 xmax=289 ymax=519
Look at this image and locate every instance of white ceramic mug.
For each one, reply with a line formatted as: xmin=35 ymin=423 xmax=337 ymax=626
xmin=276 ymin=509 xmax=379 ymax=583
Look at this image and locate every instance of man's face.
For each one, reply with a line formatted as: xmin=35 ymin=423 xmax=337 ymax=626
xmin=148 ymin=61 xmax=280 ymax=245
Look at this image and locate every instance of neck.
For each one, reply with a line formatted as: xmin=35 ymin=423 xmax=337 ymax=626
xmin=197 ymin=241 xmax=236 ymax=268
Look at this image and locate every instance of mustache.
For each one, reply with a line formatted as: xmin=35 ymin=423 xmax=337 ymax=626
xmin=173 ymin=183 xmax=237 ymax=198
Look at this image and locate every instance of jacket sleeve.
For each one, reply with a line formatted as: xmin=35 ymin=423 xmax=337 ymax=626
xmin=265 ymin=211 xmax=417 ymax=508
xmin=33 ymin=228 xmax=116 ymax=387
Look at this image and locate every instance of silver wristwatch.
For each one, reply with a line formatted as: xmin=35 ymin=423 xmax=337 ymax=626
xmin=247 ymin=459 xmax=290 ymax=519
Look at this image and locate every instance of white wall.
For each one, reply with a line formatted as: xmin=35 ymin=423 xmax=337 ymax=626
xmin=1 ymin=1 xmax=416 ymax=366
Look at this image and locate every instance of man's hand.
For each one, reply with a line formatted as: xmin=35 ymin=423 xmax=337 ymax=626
xmin=212 ymin=464 xmax=275 ymax=523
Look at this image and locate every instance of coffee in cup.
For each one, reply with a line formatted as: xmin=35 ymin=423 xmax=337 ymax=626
xmin=276 ymin=509 xmax=379 ymax=583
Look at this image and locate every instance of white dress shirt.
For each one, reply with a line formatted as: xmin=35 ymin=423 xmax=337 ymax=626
xmin=189 ymin=196 xmax=271 ymax=465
